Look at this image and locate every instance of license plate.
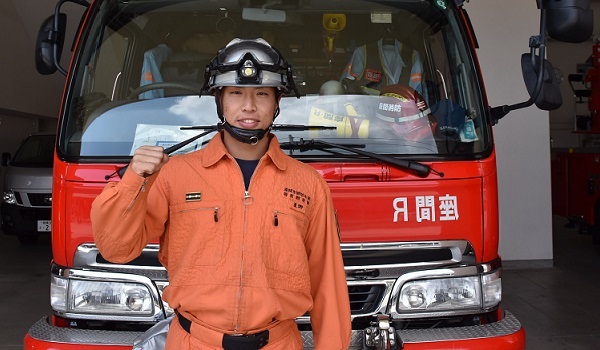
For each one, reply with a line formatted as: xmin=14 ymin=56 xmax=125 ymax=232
xmin=37 ymin=220 xmax=51 ymax=232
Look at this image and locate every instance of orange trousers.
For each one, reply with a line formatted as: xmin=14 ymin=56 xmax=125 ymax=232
xmin=165 ymin=316 xmax=304 ymax=350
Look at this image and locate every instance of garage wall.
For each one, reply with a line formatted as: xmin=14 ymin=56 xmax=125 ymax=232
xmin=466 ymin=1 xmax=599 ymax=264
xmin=0 ymin=1 xmax=84 ymax=143
xmin=0 ymin=1 xmax=82 ymax=196
xmin=465 ymin=1 xmax=554 ymax=264
xmin=0 ymin=1 xmax=67 ymax=117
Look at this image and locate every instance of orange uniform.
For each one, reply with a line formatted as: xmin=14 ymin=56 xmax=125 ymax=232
xmin=91 ymin=132 xmax=351 ymax=349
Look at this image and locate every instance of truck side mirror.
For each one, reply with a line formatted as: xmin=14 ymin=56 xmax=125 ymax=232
xmin=543 ymin=0 xmax=593 ymax=43
xmin=35 ymin=13 xmax=67 ymax=75
xmin=521 ymin=53 xmax=562 ymax=110
xmin=1 ymin=152 xmax=11 ymax=166
xmin=490 ymin=0 xmax=592 ymax=123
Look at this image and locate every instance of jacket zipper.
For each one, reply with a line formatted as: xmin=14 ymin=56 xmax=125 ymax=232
xmin=272 ymin=210 xmax=303 ymax=226
xmin=235 ymin=191 xmax=249 ymax=332
xmin=178 ymin=207 xmax=220 ymax=222
xmin=234 ymin=160 xmax=259 ymax=332
xmin=123 ymin=178 xmax=148 ymax=214
xmin=233 ymin=154 xmax=263 ymax=332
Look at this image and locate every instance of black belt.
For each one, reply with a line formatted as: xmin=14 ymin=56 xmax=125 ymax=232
xmin=177 ymin=313 xmax=269 ymax=350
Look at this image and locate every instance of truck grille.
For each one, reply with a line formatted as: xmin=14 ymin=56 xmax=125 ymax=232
xmin=76 ymin=240 xmax=472 ymax=319
xmin=343 ymin=248 xmax=453 ymax=266
xmin=15 ymin=192 xmax=24 ymax=205
xmin=18 ymin=208 xmax=51 ymax=220
xmin=13 ymin=192 xmax=52 ymax=207
xmin=341 ymin=240 xmax=473 ymax=318
xmin=341 ymin=240 xmax=471 ymax=280
xmin=27 ymin=193 xmax=52 ymax=207
xmin=349 ymin=284 xmax=385 ymax=314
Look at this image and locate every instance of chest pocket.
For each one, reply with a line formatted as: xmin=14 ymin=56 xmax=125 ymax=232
xmin=263 ymin=208 xmax=310 ymax=277
xmin=169 ymin=200 xmax=225 ymax=267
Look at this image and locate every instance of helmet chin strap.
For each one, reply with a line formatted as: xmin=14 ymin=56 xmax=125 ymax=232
xmin=215 ymin=89 xmax=280 ymax=145
xmin=218 ymin=121 xmax=272 ymax=145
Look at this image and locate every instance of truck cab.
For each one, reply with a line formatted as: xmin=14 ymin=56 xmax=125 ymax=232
xmin=25 ymin=0 xmax=592 ymax=349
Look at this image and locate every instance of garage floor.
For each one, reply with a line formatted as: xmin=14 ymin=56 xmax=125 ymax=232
xmin=2 ymin=216 xmax=600 ymax=349
xmin=502 ymin=216 xmax=600 ymax=349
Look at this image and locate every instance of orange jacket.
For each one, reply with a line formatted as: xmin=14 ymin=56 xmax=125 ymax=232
xmin=91 ymin=133 xmax=351 ymax=349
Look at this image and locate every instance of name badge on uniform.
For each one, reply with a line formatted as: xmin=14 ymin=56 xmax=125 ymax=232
xmin=365 ymin=68 xmax=382 ymax=83
xmin=186 ymin=192 xmax=202 ymax=202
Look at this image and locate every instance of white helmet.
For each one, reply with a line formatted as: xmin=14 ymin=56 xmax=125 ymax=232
xmin=203 ymin=38 xmax=298 ymax=95
xmin=203 ymin=38 xmax=298 ymax=145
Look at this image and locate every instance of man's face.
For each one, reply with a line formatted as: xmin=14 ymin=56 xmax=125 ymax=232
xmin=221 ymin=86 xmax=279 ymax=130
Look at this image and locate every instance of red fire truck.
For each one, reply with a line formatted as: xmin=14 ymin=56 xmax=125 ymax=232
xmin=25 ymin=0 xmax=592 ymax=349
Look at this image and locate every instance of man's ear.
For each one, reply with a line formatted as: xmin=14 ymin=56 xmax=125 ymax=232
xmin=274 ymin=90 xmax=281 ymax=119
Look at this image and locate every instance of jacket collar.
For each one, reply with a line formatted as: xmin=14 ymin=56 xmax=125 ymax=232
xmin=202 ymin=131 xmax=287 ymax=171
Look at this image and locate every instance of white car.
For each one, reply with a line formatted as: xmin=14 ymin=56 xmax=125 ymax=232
xmin=1 ymin=133 xmax=55 ymax=245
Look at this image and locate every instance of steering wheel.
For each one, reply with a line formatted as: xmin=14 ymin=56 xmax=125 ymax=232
xmin=128 ymin=82 xmax=203 ymax=99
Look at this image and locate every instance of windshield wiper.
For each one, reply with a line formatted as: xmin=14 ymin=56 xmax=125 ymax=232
xmin=281 ymin=139 xmax=443 ymax=178
xmin=182 ymin=124 xmax=337 ymax=131
xmin=104 ymin=126 xmax=218 ymax=180
xmin=104 ymin=124 xmax=338 ymax=180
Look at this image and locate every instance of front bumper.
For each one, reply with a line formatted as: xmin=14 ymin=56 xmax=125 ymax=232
xmin=1 ymin=202 xmax=51 ymax=235
xmin=25 ymin=317 xmax=138 ymax=350
xmin=25 ymin=311 xmax=525 ymax=350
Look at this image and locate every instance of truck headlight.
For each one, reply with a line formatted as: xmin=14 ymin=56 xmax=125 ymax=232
xmin=2 ymin=190 xmax=16 ymax=204
xmin=482 ymin=270 xmax=502 ymax=308
xmin=399 ymin=276 xmax=481 ymax=312
xmin=397 ymin=271 xmax=501 ymax=313
xmin=51 ymin=275 xmax=154 ymax=316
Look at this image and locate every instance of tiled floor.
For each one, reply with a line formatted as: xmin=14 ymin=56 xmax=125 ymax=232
xmin=2 ymin=216 xmax=600 ymax=349
xmin=502 ymin=216 xmax=600 ymax=349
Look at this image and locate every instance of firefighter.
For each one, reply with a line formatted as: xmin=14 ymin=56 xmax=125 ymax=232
xmin=91 ymin=38 xmax=351 ymax=350
xmin=341 ymin=38 xmax=423 ymax=95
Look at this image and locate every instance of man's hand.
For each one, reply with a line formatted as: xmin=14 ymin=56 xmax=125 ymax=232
xmin=130 ymin=146 xmax=169 ymax=177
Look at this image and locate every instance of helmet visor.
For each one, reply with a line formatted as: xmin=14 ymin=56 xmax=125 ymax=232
xmin=216 ymin=38 xmax=282 ymax=73
xmin=205 ymin=38 xmax=292 ymax=92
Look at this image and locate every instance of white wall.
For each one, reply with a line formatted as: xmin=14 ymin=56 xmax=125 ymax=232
xmin=0 ymin=1 xmax=76 ymax=201
xmin=0 ymin=1 xmax=81 ymax=143
xmin=464 ymin=1 xmax=553 ymax=263
xmin=0 ymin=1 xmax=68 ymax=116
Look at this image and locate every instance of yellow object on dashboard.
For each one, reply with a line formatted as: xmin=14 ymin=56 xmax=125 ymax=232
xmin=309 ymin=104 xmax=369 ymax=138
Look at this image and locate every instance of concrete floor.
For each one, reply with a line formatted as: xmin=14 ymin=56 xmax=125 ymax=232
xmin=0 ymin=233 xmax=51 ymax=349
xmin=502 ymin=216 xmax=600 ymax=349
xmin=2 ymin=216 xmax=600 ymax=349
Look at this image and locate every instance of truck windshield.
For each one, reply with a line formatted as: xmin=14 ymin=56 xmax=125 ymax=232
xmin=12 ymin=135 xmax=55 ymax=167
xmin=60 ymin=0 xmax=489 ymax=161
